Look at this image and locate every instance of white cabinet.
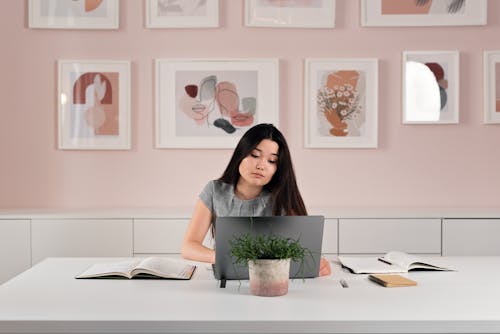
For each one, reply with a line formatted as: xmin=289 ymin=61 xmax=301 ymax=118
xmin=321 ymin=219 xmax=338 ymax=254
xmin=133 ymin=219 xmax=213 ymax=255
xmin=2 ymin=209 xmax=500 ymax=282
xmin=134 ymin=219 xmax=188 ymax=254
xmin=443 ymin=219 xmax=500 ymax=255
xmin=338 ymin=219 xmax=441 ymax=254
xmin=134 ymin=218 xmax=338 ymax=255
xmin=31 ymin=219 xmax=133 ymax=265
xmin=0 ymin=220 xmax=30 ymax=284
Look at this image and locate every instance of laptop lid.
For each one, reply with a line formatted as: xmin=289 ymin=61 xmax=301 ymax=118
xmin=213 ymin=216 xmax=324 ymax=280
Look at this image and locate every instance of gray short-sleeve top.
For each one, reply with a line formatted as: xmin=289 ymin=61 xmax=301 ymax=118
xmin=199 ymin=180 xmax=273 ymax=217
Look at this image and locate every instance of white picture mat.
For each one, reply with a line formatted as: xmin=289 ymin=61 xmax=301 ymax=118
xmin=402 ymin=51 xmax=459 ymax=124
xmin=361 ymin=0 xmax=486 ymax=27
xmin=484 ymin=51 xmax=500 ymax=124
xmin=304 ymin=58 xmax=378 ymax=148
xmin=245 ymin=0 xmax=335 ymax=28
xmin=145 ymin=0 xmax=219 ymax=28
xmin=155 ymin=58 xmax=279 ymax=149
xmin=29 ymin=0 xmax=119 ymax=29
xmin=58 ymin=60 xmax=131 ymax=150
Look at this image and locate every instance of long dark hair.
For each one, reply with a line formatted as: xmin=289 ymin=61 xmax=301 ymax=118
xmin=219 ymin=123 xmax=307 ymax=216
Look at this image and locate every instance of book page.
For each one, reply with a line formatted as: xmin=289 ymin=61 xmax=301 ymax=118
xmin=132 ymin=257 xmax=196 ymax=279
xmin=338 ymin=256 xmax=406 ymax=274
xmin=381 ymin=251 xmax=416 ymax=270
xmin=381 ymin=251 xmax=453 ymax=271
xmin=76 ymin=259 xmax=142 ymax=278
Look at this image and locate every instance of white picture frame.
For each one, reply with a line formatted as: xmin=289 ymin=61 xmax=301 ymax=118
xmin=245 ymin=0 xmax=335 ymax=28
xmin=145 ymin=0 xmax=219 ymax=28
xmin=361 ymin=0 xmax=486 ymax=27
xmin=58 ymin=60 xmax=131 ymax=150
xmin=484 ymin=51 xmax=500 ymax=124
xmin=402 ymin=51 xmax=459 ymax=124
xmin=155 ymin=58 xmax=279 ymax=149
xmin=29 ymin=0 xmax=119 ymax=29
xmin=304 ymin=58 xmax=378 ymax=148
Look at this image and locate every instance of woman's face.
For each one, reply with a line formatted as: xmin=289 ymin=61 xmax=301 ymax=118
xmin=238 ymin=139 xmax=279 ymax=188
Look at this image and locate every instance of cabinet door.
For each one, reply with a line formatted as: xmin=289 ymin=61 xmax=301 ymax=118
xmin=133 ymin=219 xmax=213 ymax=254
xmin=443 ymin=219 xmax=500 ymax=255
xmin=134 ymin=219 xmax=188 ymax=254
xmin=321 ymin=219 xmax=338 ymax=254
xmin=339 ymin=218 xmax=441 ymax=254
xmin=0 ymin=220 xmax=31 ymax=284
xmin=31 ymin=219 xmax=133 ymax=265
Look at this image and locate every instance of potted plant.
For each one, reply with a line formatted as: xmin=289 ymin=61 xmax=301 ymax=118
xmin=229 ymin=233 xmax=307 ymax=297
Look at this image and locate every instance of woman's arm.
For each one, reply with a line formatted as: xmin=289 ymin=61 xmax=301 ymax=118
xmin=181 ymin=199 xmax=215 ymax=263
xmin=319 ymin=257 xmax=332 ymax=276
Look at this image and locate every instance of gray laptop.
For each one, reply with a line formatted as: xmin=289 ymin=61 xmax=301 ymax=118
xmin=213 ymin=216 xmax=324 ymax=281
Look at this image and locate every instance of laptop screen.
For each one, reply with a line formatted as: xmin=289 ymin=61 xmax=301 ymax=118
xmin=213 ymin=216 xmax=324 ymax=280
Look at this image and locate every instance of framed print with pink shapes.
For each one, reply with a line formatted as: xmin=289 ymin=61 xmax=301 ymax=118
xmin=155 ymin=58 xmax=279 ymax=149
xmin=58 ymin=60 xmax=131 ymax=150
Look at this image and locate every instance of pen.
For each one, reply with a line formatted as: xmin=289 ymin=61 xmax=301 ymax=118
xmin=339 ymin=279 xmax=349 ymax=288
xmin=378 ymin=258 xmax=392 ymax=265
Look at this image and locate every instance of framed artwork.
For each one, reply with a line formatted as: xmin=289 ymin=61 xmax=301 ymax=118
xmin=58 ymin=60 xmax=131 ymax=150
xmin=155 ymin=58 xmax=279 ymax=149
xmin=402 ymin=51 xmax=459 ymax=124
xmin=29 ymin=0 xmax=119 ymax=29
xmin=146 ymin=0 xmax=219 ymax=28
xmin=245 ymin=0 xmax=335 ymax=28
xmin=304 ymin=58 xmax=378 ymax=148
xmin=484 ymin=51 xmax=500 ymax=124
xmin=361 ymin=0 xmax=487 ymax=27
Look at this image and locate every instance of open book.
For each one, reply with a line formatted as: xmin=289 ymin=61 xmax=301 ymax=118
xmin=76 ymin=257 xmax=196 ymax=280
xmin=338 ymin=251 xmax=453 ymax=274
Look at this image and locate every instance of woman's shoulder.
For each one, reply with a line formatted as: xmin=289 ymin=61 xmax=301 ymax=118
xmin=203 ymin=179 xmax=234 ymax=193
xmin=211 ymin=179 xmax=233 ymax=192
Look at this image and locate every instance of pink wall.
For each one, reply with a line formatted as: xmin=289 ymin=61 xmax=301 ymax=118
xmin=1 ymin=0 xmax=499 ymax=209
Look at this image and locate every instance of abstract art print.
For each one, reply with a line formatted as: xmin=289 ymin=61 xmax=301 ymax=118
xmin=305 ymin=59 xmax=378 ymax=148
xmin=58 ymin=60 xmax=131 ymax=149
xmin=156 ymin=59 xmax=279 ymax=148
xmin=361 ymin=0 xmax=486 ymax=26
xmin=245 ymin=0 xmax=335 ymax=28
xmin=402 ymin=51 xmax=459 ymax=124
xmin=29 ymin=0 xmax=119 ymax=29
xmin=146 ymin=0 xmax=219 ymax=28
xmin=484 ymin=51 xmax=500 ymax=124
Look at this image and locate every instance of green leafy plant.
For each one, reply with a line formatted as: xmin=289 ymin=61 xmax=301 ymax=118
xmin=229 ymin=233 xmax=306 ymax=265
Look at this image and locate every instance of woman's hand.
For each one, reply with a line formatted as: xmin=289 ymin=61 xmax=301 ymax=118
xmin=319 ymin=257 xmax=332 ymax=276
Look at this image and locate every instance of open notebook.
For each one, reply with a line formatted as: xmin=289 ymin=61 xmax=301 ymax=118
xmin=338 ymin=251 xmax=454 ymax=274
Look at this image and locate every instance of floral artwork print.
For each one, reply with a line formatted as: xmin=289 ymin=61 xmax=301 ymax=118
xmin=316 ymin=70 xmax=365 ymax=137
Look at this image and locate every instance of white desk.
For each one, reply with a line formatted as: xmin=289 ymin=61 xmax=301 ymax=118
xmin=1 ymin=257 xmax=499 ymax=333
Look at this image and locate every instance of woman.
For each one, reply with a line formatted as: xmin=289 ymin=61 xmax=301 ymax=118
xmin=181 ymin=123 xmax=331 ymax=276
